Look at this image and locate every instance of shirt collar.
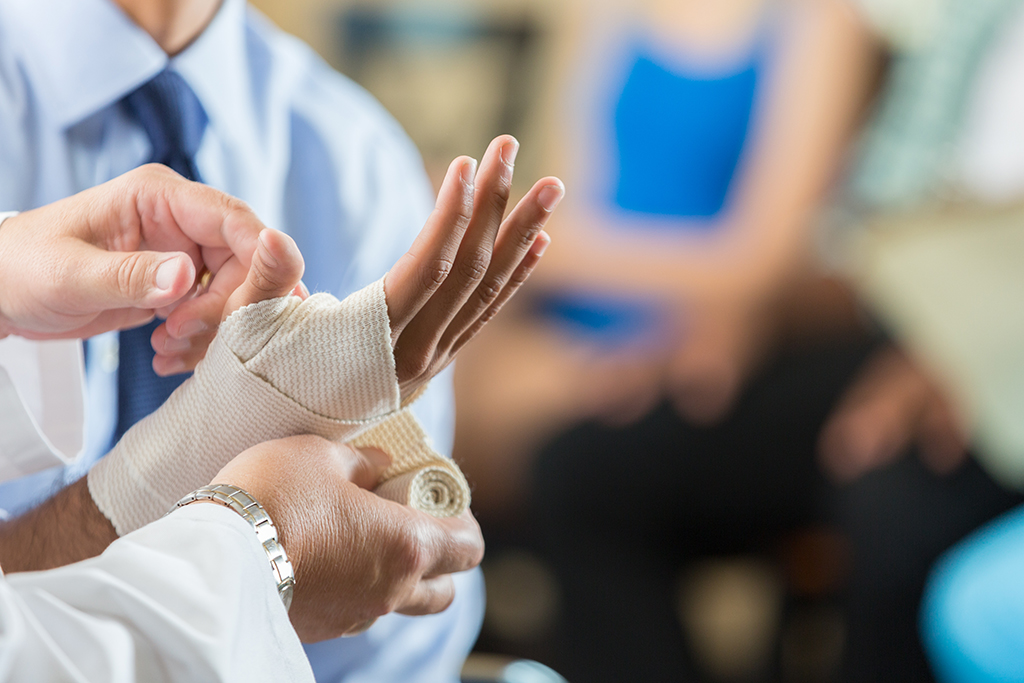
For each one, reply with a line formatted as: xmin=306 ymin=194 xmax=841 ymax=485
xmin=0 ymin=0 xmax=165 ymax=129
xmin=0 ymin=0 xmax=252 ymax=134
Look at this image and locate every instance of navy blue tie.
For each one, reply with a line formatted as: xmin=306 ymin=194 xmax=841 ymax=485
xmin=113 ymin=71 xmax=209 ymax=442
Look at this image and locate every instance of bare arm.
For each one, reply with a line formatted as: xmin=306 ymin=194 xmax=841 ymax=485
xmin=0 ymin=478 xmax=116 ymax=572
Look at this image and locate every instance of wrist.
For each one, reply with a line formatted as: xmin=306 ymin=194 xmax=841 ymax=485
xmin=173 ymin=484 xmax=295 ymax=611
xmin=208 ymin=468 xmax=308 ymax=585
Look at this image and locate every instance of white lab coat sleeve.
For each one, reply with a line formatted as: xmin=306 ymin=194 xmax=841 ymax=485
xmin=0 ymin=504 xmax=313 ymax=683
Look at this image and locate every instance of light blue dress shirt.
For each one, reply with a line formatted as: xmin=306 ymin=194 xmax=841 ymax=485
xmin=0 ymin=0 xmax=483 ymax=680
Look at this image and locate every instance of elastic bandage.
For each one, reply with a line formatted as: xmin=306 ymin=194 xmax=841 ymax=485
xmin=89 ymin=278 xmax=471 ymax=535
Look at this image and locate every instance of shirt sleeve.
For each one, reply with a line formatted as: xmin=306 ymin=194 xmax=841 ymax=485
xmin=0 ymin=504 xmax=313 ymax=683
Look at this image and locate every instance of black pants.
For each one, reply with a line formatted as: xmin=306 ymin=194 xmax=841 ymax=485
xmin=527 ymin=339 xmax=1022 ymax=682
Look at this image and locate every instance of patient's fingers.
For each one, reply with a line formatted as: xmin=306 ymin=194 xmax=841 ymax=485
xmin=151 ymin=325 xmax=216 ymax=375
xmin=392 ymin=138 xmax=518 ymax=384
xmin=222 ymin=229 xmax=305 ymax=319
xmin=441 ymin=177 xmax=562 ymax=350
xmin=451 ymin=230 xmax=550 ymax=357
xmin=411 ymin=136 xmax=518 ymax=339
xmin=385 ymin=156 xmax=477 ymax=339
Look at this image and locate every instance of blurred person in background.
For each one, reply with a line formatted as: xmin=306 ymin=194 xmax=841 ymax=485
xmin=457 ymin=0 xmax=879 ymax=679
xmin=455 ymin=0 xmax=1024 ymax=680
xmin=821 ymin=0 xmax=1024 ymax=679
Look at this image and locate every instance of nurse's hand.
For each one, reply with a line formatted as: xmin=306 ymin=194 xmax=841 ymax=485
xmin=0 ymin=165 xmax=300 ymax=372
xmin=211 ymin=435 xmax=485 ymax=643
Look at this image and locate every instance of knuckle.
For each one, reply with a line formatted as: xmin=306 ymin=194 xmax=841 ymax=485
xmin=474 ymin=275 xmax=503 ymax=308
xmin=488 ymin=176 xmax=512 ymax=211
xmin=421 ymin=258 xmax=453 ymax=290
xmin=224 ymin=197 xmax=256 ymax=219
xmin=457 ymin=195 xmax=475 ymax=227
xmin=138 ymin=162 xmax=175 ymax=180
xmin=477 ymin=305 xmax=501 ymax=327
xmin=248 ymin=253 xmax=280 ymax=293
xmin=456 ymin=251 xmax=490 ymax=284
xmin=507 ymin=265 xmax=532 ymax=289
xmin=396 ymin=348 xmax=434 ymax=382
xmin=469 ymin=534 xmax=485 ymax=567
xmin=116 ymin=251 xmax=151 ymax=298
xmin=394 ymin=525 xmax=430 ymax=578
xmin=514 ymin=221 xmax=543 ymax=250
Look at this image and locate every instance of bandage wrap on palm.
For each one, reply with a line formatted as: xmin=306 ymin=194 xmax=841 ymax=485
xmin=89 ymin=278 xmax=471 ymax=536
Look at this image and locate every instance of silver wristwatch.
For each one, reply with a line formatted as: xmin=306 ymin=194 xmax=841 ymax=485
xmin=172 ymin=484 xmax=296 ymax=611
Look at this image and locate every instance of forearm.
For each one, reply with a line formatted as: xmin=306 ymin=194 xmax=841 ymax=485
xmin=0 ymin=477 xmax=117 ymax=572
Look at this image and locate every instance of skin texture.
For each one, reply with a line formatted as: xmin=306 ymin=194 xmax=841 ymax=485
xmin=210 ymin=437 xmax=484 ymax=642
xmin=0 ymin=479 xmax=119 ymax=573
xmin=0 ymin=135 xmax=560 ymax=643
xmin=376 ymin=136 xmax=560 ymax=399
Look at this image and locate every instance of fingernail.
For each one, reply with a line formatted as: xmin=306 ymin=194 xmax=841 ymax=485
xmin=538 ymin=184 xmax=564 ymax=212
xmin=177 ymin=319 xmax=208 ymax=338
xmin=162 ymin=337 xmax=191 ymax=353
xmin=462 ymin=158 xmax=478 ymax=185
xmin=501 ymin=139 xmax=519 ymax=167
xmin=532 ymin=231 xmax=551 ymax=257
xmin=258 ymin=230 xmax=279 ymax=268
xmin=155 ymin=257 xmax=182 ymax=292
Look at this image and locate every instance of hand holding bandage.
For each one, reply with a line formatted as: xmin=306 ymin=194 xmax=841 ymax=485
xmin=89 ymin=135 xmax=564 ymax=535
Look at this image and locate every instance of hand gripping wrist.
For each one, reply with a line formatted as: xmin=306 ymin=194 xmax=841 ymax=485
xmin=89 ymin=277 xmax=471 ymax=535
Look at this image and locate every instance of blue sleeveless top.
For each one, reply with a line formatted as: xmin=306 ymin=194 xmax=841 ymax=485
xmin=612 ymin=47 xmax=759 ymax=219
xmin=539 ymin=31 xmax=769 ymax=347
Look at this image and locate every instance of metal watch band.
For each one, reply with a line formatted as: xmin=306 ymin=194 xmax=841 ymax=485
xmin=172 ymin=484 xmax=296 ymax=611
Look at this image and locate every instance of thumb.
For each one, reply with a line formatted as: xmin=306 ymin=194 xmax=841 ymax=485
xmin=224 ymin=229 xmax=305 ymax=316
xmin=73 ymin=244 xmax=195 ymax=312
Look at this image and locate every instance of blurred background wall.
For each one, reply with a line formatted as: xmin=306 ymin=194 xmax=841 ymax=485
xmin=251 ymin=0 xmax=557 ymax=187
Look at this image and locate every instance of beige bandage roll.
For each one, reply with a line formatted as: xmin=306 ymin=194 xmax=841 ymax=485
xmin=89 ymin=278 xmax=471 ymax=535
xmin=354 ymin=409 xmax=469 ymax=517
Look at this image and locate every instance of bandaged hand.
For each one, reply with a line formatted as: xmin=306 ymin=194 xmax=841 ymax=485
xmin=89 ymin=136 xmax=563 ymax=535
